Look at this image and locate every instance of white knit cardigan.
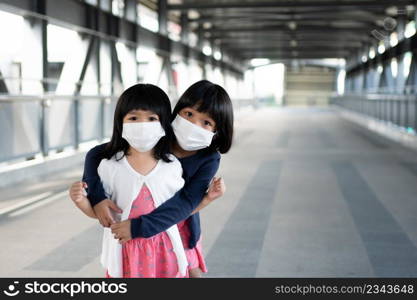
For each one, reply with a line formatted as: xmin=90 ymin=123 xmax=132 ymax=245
xmin=98 ymin=153 xmax=187 ymax=277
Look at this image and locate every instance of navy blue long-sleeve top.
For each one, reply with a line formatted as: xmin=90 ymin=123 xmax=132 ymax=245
xmin=82 ymin=143 xmax=220 ymax=248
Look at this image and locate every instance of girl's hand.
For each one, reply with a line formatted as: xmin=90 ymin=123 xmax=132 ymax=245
xmin=69 ymin=181 xmax=88 ymax=203
xmin=94 ymin=199 xmax=123 ymax=228
xmin=206 ymin=177 xmax=226 ymax=201
xmin=110 ymin=220 xmax=132 ymax=244
xmin=191 ymin=177 xmax=226 ymax=215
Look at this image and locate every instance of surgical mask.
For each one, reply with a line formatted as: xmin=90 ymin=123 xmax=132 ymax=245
xmin=122 ymin=122 xmax=165 ymax=152
xmin=172 ymin=115 xmax=215 ymax=151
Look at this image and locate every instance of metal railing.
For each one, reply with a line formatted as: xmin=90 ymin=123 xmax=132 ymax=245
xmin=0 ymin=94 xmax=257 ymax=164
xmin=330 ymin=93 xmax=417 ymax=133
xmin=0 ymin=94 xmax=118 ymax=163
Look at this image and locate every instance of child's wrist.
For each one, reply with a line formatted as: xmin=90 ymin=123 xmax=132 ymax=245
xmin=205 ymin=195 xmax=215 ymax=202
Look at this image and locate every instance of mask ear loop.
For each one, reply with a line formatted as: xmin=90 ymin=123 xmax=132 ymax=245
xmin=210 ymin=132 xmax=218 ymax=145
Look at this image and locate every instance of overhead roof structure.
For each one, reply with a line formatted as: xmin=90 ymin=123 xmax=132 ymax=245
xmin=0 ymin=0 xmax=415 ymax=71
xmin=167 ymin=0 xmax=416 ymax=61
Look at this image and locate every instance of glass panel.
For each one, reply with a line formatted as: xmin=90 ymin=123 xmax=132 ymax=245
xmin=0 ymin=11 xmax=43 ymax=95
xmin=80 ymin=62 xmax=101 ymax=143
xmin=0 ymin=100 xmax=41 ymax=162
xmin=137 ymin=47 xmax=164 ymax=84
xmin=116 ymin=42 xmax=137 ymax=88
xmin=104 ymin=98 xmax=117 ymax=138
xmin=138 ymin=4 xmax=158 ymax=32
xmin=112 ymin=0 xmax=125 ymax=17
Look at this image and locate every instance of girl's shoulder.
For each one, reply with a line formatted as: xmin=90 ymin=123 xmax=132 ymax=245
xmin=198 ymin=150 xmax=221 ymax=171
xmin=98 ymin=152 xmax=124 ymax=171
xmin=192 ymin=149 xmax=221 ymax=164
xmin=202 ymin=149 xmax=221 ymax=160
xmin=87 ymin=143 xmax=107 ymax=156
xmin=151 ymin=154 xmax=182 ymax=180
xmin=178 ymin=150 xmax=220 ymax=176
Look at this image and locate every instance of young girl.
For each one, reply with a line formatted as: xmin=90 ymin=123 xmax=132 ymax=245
xmin=70 ymin=80 xmax=234 ymax=277
xmin=74 ymin=83 xmax=193 ymax=278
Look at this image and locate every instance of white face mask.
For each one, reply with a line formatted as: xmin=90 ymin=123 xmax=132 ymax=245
xmin=122 ymin=122 xmax=165 ymax=152
xmin=172 ymin=115 xmax=215 ymax=151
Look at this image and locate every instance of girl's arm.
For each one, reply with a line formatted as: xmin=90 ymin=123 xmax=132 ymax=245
xmin=81 ymin=143 xmax=123 ymax=227
xmin=74 ymin=197 xmax=97 ymax=219
xmin=82 ymin=143 xmax=108 ymax=207
xmin=69 ymin=181 xmax=97 ymax=219
xmin=130 ymin=152 xmax=221 ymax=239
xmin=191 ymin=177 xmax=225 ymax=215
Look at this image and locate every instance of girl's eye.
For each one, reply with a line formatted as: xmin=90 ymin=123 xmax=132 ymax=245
xmin=149 ymin=116 xmax=158 ymax=121
xmin=204 ymin=120 xmax=213 ymax=127
xmin=185 ymin=111 xmax=193 ymax=117
xmin=129 ymin=116 xmax=137 ymax=121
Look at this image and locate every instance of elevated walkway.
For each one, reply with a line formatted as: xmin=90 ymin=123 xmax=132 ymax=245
xmin=1 ymin=106 xmax=417 ymax=277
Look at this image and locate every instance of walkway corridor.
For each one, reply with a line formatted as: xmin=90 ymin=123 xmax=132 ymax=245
xmin=1 ymin=107 xmax=417 ymax=277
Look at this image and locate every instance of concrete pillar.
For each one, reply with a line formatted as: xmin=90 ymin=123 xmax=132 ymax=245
xmin=180 ymin=12 xmax=189 ymax=45
xmin=396 ymin=16 xmax=407 ymax=93
xmin=197 ymin=24 xmax=204 ymax=50
xmin=30 ymin=0 xmax=49 ymax=155
xmin=158 ymin=0 xmax=168 ymax=36
xmin=124 ymin=0 xmax=137 ymax=23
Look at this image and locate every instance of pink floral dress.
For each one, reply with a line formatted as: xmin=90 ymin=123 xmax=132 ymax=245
xmin=178 ymin=220 xmax=208 ymax=273
xmin=106 ymin=184 xmax=186 ymax=278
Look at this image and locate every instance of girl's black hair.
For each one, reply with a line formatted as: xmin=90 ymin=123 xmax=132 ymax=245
xmin=103 ymin=83 xmax=173 ymax=162
xmin=172 ymin=80 xmax=234 ymax=154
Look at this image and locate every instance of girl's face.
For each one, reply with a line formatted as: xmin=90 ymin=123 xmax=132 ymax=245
xmin=178 ymin=106 xmax=216 ymax=132
xmin=123 ymin=109 xmax=160 ymax=123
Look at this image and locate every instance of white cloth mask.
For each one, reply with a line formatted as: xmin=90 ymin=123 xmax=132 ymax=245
xmin=122 ymin=122 xmax=165 ymax=152
xmin=172 ymin=115 xmax=215 ymax=151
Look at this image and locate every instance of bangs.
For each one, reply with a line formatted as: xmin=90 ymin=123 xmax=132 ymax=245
xmin=121 ymin=94 xmax=156 ymax=117
xmin=119 ymin=85 xmax=166 ymax=119
xmin=190 ymin=85 xmax=220 ymax=119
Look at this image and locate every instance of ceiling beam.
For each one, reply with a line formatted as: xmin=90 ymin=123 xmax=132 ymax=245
xmin=248 ymin=53 xmax=345 ymax=56
xmin=190 ymin=14 xmax=387 ymax=24
xmin=227 ymin=46 xmax=360 ymax=52
xmin=193 ymin=10 xmax=387 ymax=23
xmin=211 ymin=34 xmax=371 ymax=42
xmin=195 ymin=19 xmax=381 ymax=30
xmin=188 ymin=7 xmax=386 ymax=16
xmin=211 ymin=32 xmax=369 ymax=38
xmin=168 ymin=0 xmax=413 ymax=10
xmin=223 ymin=43 xmax=363 ymax=49
xmin=219 ymin=38 xmax=364 ymax=45
xmin=243 ymin=55 xmax=348 ymax=60
xmin=239 ymin=50 xmax=351 ymax=55
xmin=202 ymin=25 xmax=375 ymax=33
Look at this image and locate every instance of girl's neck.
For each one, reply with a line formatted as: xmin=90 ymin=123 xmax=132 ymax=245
xmin=127 ymin=147 xmax=156 ymax=162
xmin=126 ymin=147 xmax=158 ymax=176
xmin=172 ymin=142 xmax=197 ymax=158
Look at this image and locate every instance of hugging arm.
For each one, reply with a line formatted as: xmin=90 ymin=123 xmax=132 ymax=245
xmin=82 ymin=143 xmax=108 ymax=207
xmin=82 ymin=143 xmax=122 ymax=227
xmin=130 ymin=156 xmax=220 ymax=239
